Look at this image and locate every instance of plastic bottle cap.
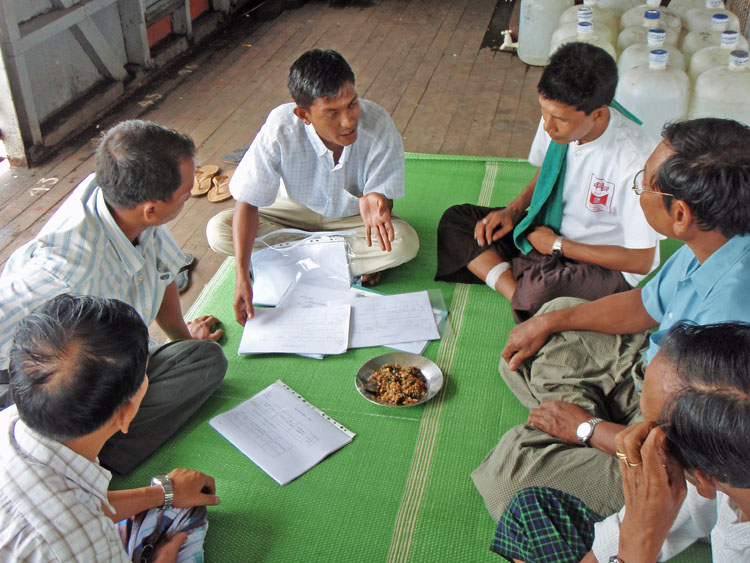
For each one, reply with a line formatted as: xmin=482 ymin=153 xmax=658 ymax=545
xmin=721 ymin=31 xmax=739 ymax=47
xmin=647 ymin=28 xmax=667 ymax=44
xmin=729 ymin=51 xmax=749 ymax=70
xmin=578 ymin=7 xmax=594 ymax=21
xmin=710 ymin=13 xmax=729 ymax=31
xmin=705 ymin=0 xmax=723 ymax=8
xmin=577 ymin=21 xmax=594 ymax=35
xmin=649 ymin=49 xmax=669 ymax=68
xmin=644 ymin=10 xmax=660 ymax=21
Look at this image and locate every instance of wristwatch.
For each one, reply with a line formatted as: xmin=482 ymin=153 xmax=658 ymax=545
xmin=151 ymin=474 xmax=174 ymax=509
xmin=551 ymin=236 xmax=564 ymax=257
xmin=576 ymin=417 xmax=603 ymax=446
xmin=608 ymin=557 xmax=625 ymax=563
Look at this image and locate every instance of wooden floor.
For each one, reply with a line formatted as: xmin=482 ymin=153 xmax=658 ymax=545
xmin=0 ymin=0 xmax=542 ymax=336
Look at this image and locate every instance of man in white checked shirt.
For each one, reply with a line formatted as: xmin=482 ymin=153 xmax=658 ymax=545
xmin=205 ymin=49 xmax=420 ymax=325
xmin=0 ymin=120 xmax=227 ymax=474
xmin=0 ymin=295 xmax=219 ymax=562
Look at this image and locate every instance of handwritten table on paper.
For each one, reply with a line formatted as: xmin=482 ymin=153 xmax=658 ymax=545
xmin=238 ymin=304 xmax=351 ymax=355
xmin=210 ymin=380 xmax=354 ymax=485
xmin=348 ymin=291 xmax=440 ymax=348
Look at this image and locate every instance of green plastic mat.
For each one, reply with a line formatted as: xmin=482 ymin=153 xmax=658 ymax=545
xmin=112 ymin=154 xmax=707 ymax=562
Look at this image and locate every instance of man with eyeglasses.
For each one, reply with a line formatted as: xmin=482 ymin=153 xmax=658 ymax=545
xmin=472 ymin=117 xmax=750 ymax=521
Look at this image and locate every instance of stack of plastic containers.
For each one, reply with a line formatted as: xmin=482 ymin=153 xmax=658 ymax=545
xmin=682 ymin=13 xmax=732 ymax=64
xmin=617 ymin=9 xmax=680 ymax=52
xmin=616 ymin=49 xmax=690 ymax=140
xmin=689 ymin=50 xmax=750 ymax=125
xmin=517 ymin=0 xmax=575 ymax=66
xmin=668 ymin=0 xmax=714 ymax=20
xmin=684 ymin=0 xmax=740 ymax=33
xmin=559 ymin=0 xmax=620 ymax=36
xmin=619 ymin=28 xmax=686 ymax=74
xmin=689 ymin=31 xmax=748 ymax=82
xmin=552 ymin=7 xmax=618 ymax=50
xmin=550 ymin=21 xmax=617 ymax=59
xmin=621 ymin=0 xmax=682 ymax=33
xmin=597 ymin=0 xmax=641 ymax=18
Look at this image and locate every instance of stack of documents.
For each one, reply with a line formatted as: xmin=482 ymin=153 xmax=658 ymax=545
xmin=238 ymin=287 xmax=443 ymax=356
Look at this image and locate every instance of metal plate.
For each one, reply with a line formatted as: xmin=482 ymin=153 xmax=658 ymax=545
xmin=355 ymin=352 xmax=444 ymax=407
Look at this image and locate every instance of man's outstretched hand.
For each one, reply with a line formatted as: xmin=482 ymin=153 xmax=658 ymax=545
xmin=233 ymin=273 xmax=254 ymax=325
xmin=359 ymin=193 xmax=394 ymax=252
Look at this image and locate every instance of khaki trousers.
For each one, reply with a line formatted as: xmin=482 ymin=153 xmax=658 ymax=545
xmin=205 ymin=198 xmax=420 ymax=276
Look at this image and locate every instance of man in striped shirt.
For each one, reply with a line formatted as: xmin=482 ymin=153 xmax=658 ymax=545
xmin=0 ymin=294 xmax=219 ymax=561
xmin=0 ymin=120 xmax=227 ymax=474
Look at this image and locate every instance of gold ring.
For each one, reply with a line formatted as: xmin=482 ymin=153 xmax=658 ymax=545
xmin=615 ymin=451 xmax=628 ymax=462
xmin=627 ymin=460 xmax=643 ymax=467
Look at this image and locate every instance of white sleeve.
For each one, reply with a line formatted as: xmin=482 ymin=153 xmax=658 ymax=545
xmin=527 ymin=118 xmax=549 ymax=168
xmin=592 ymin=484 xmax=716 ymax=562
xmin=229 ymin=118 xmax=282 ymax=207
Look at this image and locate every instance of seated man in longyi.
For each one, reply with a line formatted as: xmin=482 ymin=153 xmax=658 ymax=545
xmin=205 ymin=49 xmax=420 ymax=325
xmin=492 ymin=321 xmax=750 ymax=562
xmin=436 ymin=42 xmax=660 ymax=322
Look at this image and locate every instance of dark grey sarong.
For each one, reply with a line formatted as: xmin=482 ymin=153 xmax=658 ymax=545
xmin=435 ymin=203 xmax=630 ymax=322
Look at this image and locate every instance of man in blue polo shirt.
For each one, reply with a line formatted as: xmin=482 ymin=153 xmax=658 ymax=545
xmin=472 ymin=118 xmax=750 ymax=520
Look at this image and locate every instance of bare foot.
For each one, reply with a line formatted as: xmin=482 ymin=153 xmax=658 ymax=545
xmin=361 ymin=271 xmax=383 ymax=286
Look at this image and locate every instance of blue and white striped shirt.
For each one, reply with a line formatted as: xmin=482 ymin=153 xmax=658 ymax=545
xmin=0 ymin=174 xmax=185 ymax=369
xmin=229 ymin=99 xmax=405 ymax=217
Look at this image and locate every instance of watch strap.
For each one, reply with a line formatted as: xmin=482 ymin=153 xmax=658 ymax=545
xmin=152 ymin=474 xmax=174 ymax=509
xmin=578 ymin=417 xmax=603 ymax=446
xmin=551 ymin=235 xmax=564 ymax=256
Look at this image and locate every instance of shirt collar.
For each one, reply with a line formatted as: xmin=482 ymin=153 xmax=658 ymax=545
xmin=571 ymin=107 xmax=617 ymax=154
xmin=94 ymin=188 xmax=148 ymax=276
xmin=303 ymin=122 xmax=351 ymax=168
xmin=687 ymin=235 xmax=750 ymax=300
xmin=12 ymin=410 xmax=114 ymax=513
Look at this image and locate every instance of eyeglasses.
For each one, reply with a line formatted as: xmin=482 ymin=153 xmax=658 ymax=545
xmin=631 ymin=169 xmax=674 ymax=197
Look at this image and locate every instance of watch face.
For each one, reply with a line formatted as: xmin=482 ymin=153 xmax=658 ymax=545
xmin=577 ymin=422 xmax=592 ymax=440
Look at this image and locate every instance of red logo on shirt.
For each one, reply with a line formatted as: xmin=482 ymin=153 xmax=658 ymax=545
xmin=585 ymin=174 xmax=614 ymax=213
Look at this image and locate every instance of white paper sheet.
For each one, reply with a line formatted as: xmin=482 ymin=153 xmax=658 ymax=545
xmin=251 ymin=237 xmax=350 ymax=306
xmin=210 ymin=380 xmax=355 ymax=485
xmin=347 ymin=291 xmax=440 ymax=348
xmin=238 ymin=304 xmax=351 ymax=355
xmin=278 ymin=284 xmax=443 ymax=354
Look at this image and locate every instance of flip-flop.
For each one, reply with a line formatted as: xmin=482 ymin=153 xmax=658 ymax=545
xmin=176 ymin=253 xmax=195 ymax=293
xmin=191 ymin=165 xmax=220 ymax=197
xmin=207 ymin=170 xmax=234 ymax=202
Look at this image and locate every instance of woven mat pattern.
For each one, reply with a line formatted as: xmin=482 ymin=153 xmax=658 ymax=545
xmin=112 ymin=153 xmax=708 ymax=562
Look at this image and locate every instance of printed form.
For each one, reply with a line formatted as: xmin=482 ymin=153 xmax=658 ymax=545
xmin=210 ymin=380 xmax=355 ymax=485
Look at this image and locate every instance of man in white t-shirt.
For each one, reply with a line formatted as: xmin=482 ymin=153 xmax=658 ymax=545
xmin=436 ymin=42 xmax=660 ymax=322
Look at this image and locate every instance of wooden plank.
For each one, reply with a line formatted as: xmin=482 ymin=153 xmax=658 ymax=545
xmin=14 ymin=0 xmax=119 ymax=55
xmin=171 ymin=0 xmax=193 ymax=38
xmin=70 ymin=19 xmax=129 ymax=81
xmin=117 ymin=0 xmax=152 ymax=66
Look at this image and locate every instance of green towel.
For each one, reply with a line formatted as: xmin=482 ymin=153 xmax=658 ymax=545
xmin=512 ymin=101 xmax=642 ymax=254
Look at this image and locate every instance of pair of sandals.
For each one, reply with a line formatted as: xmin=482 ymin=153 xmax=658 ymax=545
xmin=191 ymin=165 xmax=234 ymax=202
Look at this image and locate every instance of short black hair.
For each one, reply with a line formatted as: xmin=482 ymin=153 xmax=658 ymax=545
xmin=659 ymin=322 xmax=750 ymax=488
xmin=9 ymin=294 xmax=149 ymax=441
xmin=95 ymin=120 xmax=195 ymax=210
xmin=287 ymin=49 xmax=355 ymax=109
xmin=537 ymin=42 xmax=617 ymax=115
xmin=655 ymin=118 xmax=750 ymax=238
